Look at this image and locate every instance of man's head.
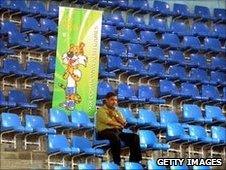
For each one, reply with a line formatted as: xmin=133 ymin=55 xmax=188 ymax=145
xmin=105 ymin=92 xmax=118 ymax=109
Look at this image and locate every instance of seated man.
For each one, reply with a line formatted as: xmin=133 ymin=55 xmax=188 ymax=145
xmin=96 ymin=92 xmax=142 ymax=165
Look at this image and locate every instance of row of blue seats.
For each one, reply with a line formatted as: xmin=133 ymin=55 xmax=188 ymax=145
xmin=98 ymin=80 xmax=226 ymax=104
xmin=0 ymin=0 xmax=59 ymax=18
xmin=102 ymin=19 xmax=226 ymax=39
xmin=101 ymin=56 xmax=226 ymax=85
xmin=0 ymin=83 xmax=52 ymax=109
xmin=0 ymin=58 xmax=53 ymax=79
xmin=77 ymin=0 xmax=226 ymax=23
xmin=101 ymin=36 xmax=225 ymax=56
xmin=55 ymin=161 xmax=211 ymax=170
xmin=118 ymin=105 xmax=225 ymax=127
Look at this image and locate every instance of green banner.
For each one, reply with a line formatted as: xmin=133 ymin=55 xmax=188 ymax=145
xmin=52 ymin=7 xmax=102 ymax=116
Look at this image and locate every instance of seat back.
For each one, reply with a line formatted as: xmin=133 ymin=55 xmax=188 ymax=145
xmin=214 ymin=8 xmax=226 ymax=20
xmin=205 ymin=105 xmax=225 ymax=120
xmin=26 ymin=115 xmax=45 ymax=129
xmin=183 ymin=104 xmax=203 ymax=121
xmin=211 ymin=126 xmax=226 ymax=143
xmin=168 ymin=50 xmax=185 ymax=63
xmin=167 ymin=123 xmax=185 ymax=139
xmin=26 ymin=61 xmax=45 ymax=75
xmin=8 ymin=90 xmax=27 ymax=103
xmin=138 ymin=85 xmax=155 ymax=100
xmin=189 ymin=125 xmax=208 ymax=138
xmin=1 ymin=112 xmax=22 ymax=128
xmin=139 ymin=130 xmax=158 ymax=146
xmin=140 ymin=31 xmax=158 ymax=43
xmin=160 ymin=110 xmax=179 ymax=125
xmin=71 ymin=110 xmax=92 ymax=125
xmin=138 ymin=109 xmax=158 ymax=124
xmin=72 ymin=136 xmax=91 ymax=149
xmin=78 ymin=164 xmax=96 ymax=170
xmin=202 ymin=85 xmax=220 ymax=99
xmin=160 ymin=79 xmax=178 ymax=94
xmin=48 ymin=134 xmax=69 ymax=152
xmin=147 ymin=63 xmax=165 ymax=75
xmin=97 ymin=80 xmax=113 ymax=98
xmin=31 ymin=83 xmax=51 ymax=100
xmin=173 ymin=3 xmax=191 ymax=16
xmin=49 ymin=108 xmax=70 ymax=124
xmin=102 ymin=162 xmax=119 ymax=170
xmin=148 ymin=159 xmax=167 ymax=170
xmin=118 ymin=83 xmax=134 ymax=98
xmin=181 ymin=83 xmax=200 ymax=97
xmin=194 ymin=5 xmax=211 ymax=18
xmin=162 ymin=33 xmax=180 ymax=45
xmin=153 ymin=0 xmax=170 ymax=14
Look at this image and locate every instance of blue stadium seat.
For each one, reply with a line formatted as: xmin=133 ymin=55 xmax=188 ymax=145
xmin=103 ymin=12 xmax=125 ymax=27
xmin=47 ymin=56 xmax=56 ymax=74
xmin=31 ymin=83 xmax=52 ymax=102
xmin=21 ymin=16 xmax=41 ymax=32
xmin=1 ymin=0 xmax=30 ymax=14
xmin=48 ymin=108 xmax=79 ymax=129
xmin=71 ymin=110 xmax=94 ymax=129
xmin=214 ymin=8 xmax=226 ymax=23
xmin=194 ymin=5 xmax=214 ymax=21
xmin=125 ymin=162 xmax=143 ymax=170
xmin=210 ymin=71 xmax=226 ymax=86
xmin=102 ymin=162 xmax=119 ymax=170
xmin=118 ymin=29 xmax=140 ymax=43
xmin=140 ymin=31 xmax=159 ymax=46
xmin=187 ymin=54 xmax=208 ymax=69
xmin=48 ymin=1 xmax=59 ymax=18
xmin=166 ymin=65 xmax=189 ymax=82
xmin=191 ymin=22 xmax=213 ymax=37
xmin=166 ymin=50 xmax=186 ymax=65
xmin=160 ymin=110 xmax=182 ymax=128
xmin=138 ymin=85 xmax=165 ymax=104
xmin=117 ymin=0 xmax=129 ymax=10
xmin=139 ymin=130 xmax=170 ymax=151
xmin=126 ymin=15 xmax=147 ymax=30
xmin=29 ymin=1 xmax=48 ymax=16
xmin=146 ymin=47 xmax=165 ymax=62
xmin=29 ymin=33 xmax=53 ymax=50
xmin=170 ymin=165 xmax=189 ymax=170
xmin=47 ymin=134 xmax=80 ymax=154
xmin=25 ymin=115 xmax=56 ymax=134
xmin=0 ymin=90 xmax=16 ymax=107
xmin=188 ymin=68 xmax=210 ymax=84
xmin=160 ymin=33 xmax=181 ymax=50
xmin=98 ymin=0 xmax=118 ymax=8
xmin=8 ymin=90 xmax=37 ymax=109
xmin=97 ymin=80 xmax=113 ymax=99
xmin=127 ymin=43 xmax=146 ymax=58
xmin=193 ymin=165 xmax=211 ymax=170
xmin=210 ymin=56 xmax=226 ymax=71
xmin=201 ymin=85 xmax=225 ymax=103
xmin=1 ymin=112 xmax=33 ymax=148
xmin=211 ymin=126 xmax=226 ymax=144
xmin=118 ymin=107 xmax=144 ymax=126
xmin=101 ymin=24 xmax=118 ymax=39
xmin=1 ymin=20 xmax=19 ymax=34
xmin=213 ymin=24 xmax=226 ymax=39
xmin=72 ymin=136 xmax=104 ymax=155
xmin=118 ymin=83 xmax=143 ymax=103
xmin=0 ymin=40 xmax=14 ymax=55
xmin=170 ymin=21 xmax=191 ymax=36
xmin=172 ymin=3 xmax=194 ymax=19
xmin=49 ymin=35 xmax=57 ymax=50
xmin=205 ymin=105 xmax=226 ymax=123
xmin=138 ymin=109 xmax=165 ymax=129
xmin=78 ymin=163 xmax=97 ymax=170
xmin=126 ymin=59 xmax=147 ymax=76
xmin=223 ymin=87 xmax=226 ymax=100
xmin=99 ymin=63 xmax=116 ymax=78
xmin=183 ymin=104 xmax=212 ymax=124
xmin=148 ymin=18 xmax=169 ymax=33
xmin=105 ymin=55 xmax=125 ymax=71
xmin=152 ymin=0 xmax=172 ymax=17
xmin=204 ymin=37 xmax=225 ymax=53
xmin=166 ymin=123 xmax=197 ymax=142
xmin=54 ymin=166 xmax=70 ymax=170
xmin=25 ymin=61 xmax=52 ymax=79
xmin=146 ymin=63 xmax=165 ymax=78
xmin=40 ymin=18 xmax=57 ymax=33
xmin=108 ymin=41 xmax=127 ymax=57
xmin=188 ymin=125 xmax=218 ymax=144
xmin=0 ymin=58 xmax=29 ymax=76
xmin=128 ymin=0 xmax=150 ymax=13
xmin=182 ymin=36 xmax=203 ymax=53
xmin=159 ymin=79 xmax=180 ymax=97
xmin=180 ymin=83 xmax=204 ymax=101
xmin=148 ymin=159 xmax=167 ymax=170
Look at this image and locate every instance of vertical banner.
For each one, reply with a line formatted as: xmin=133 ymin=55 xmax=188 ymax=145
xmin=52 ymin=7 xmax=102 ymax=116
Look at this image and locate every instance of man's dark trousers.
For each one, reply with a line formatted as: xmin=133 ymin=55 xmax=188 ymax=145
xmin=97 ymin=128 xmax=142 ymax=165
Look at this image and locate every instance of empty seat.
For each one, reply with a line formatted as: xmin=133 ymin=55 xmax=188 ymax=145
xmin=138 ymin=85 xmax=165 ymax=104
xmin=140 ymin=31 xmax=158 ymax=45
xmin=205 ymin=105 xmax=226 ymax=123
xmin=117 ymin=0 xmax=129 ymax=10
xmin=172 ymin=3 xmax=194 ymax=19
xmin=146 ymin=63 xmax=165 ymax=78
xmin=118 ymin=28 xmax=140 ymax=44
xmin=214 ymin=8 xmax=226 ymax=22
xmin=191 ymin=22 xmax=212 ymax=37
xmin=139 ymin=130 xmax=170 ymax=151
xmin=48 ymin=1 xmax=59 ymax=18
xmin=189 ymin=68 xmax=210 ymax=84
xmin=101 ymin=24 xmax=118 ymax=39
xmin=187 ymin=54 xmax=208 ymax=69
xmin=180 ymin=82 xmax=204 ymax=100
xmin=48 ymin=108 xmax=79 ymax=129
xmin=97 ymin=80 xmax=113 ymax=99
xmin=103 ymin=12 xmax=125 ymax=27
xmin=126 ymin=15 xmax=147 ymax=30
xmin=0 ymin=90 xmax=16 ymax=107
xmin=0 ymin=40 xmax=14 ymax=55
xmin=160 ymin=33 xmax=181 ymax=49
xmin=194 ymin=5 xmax=213 ymax=21
xmin=148 ymin=18 xmax=169 ymax=33
xmin=31 ymin=83 xmax=52 ymax=101
xmin=78 ymin=163 xmax=97 ymax=170
xmin=40 ymin=18 xmax=57 ymax=33
xmin=211 ymin=126 xmax=226 ymax=144
xmin=127 ymin=59 xmax=147 ymax=76
xmin=170 ymin=21 xmax=191 ymax=36
xmin=182 ymin=36 xmax=203 ymax=52
xmin=71 ymin=110 xmax=94 ymax=129
xmin=166 ymin=50 xmax=186 ymax=65
xmin=29 ymin=33 xmax=52 ymax=50
xmin=146 ymin=47 xmax=165 ymax=62
xmin=128 ymin=0 xmax=150 ymax=13
xmin=29 ymin=1 xmax=48 ymax=16
xmin=152 ymin=0 xmax=172 ymax=16
xmin=166 ymin=65 xmax=189 ymax=81
xmin=210 ymin=56 xmax=226 ymax=71
xmin=98 ymin=0 xmax=118 ymax=8
xmin=125 ymin=162 xmax=143 ymax=170
xmin=204 ymin=37 xmax=225 ymax=53
xmin=201 ymin=85 xmax=225 ymax=102
xmin=148 ymin=159 xmax=167 ymax=170
xmin=210 ymin=71 xmax=226 ymax=85
xmin=1 ymin=20 xmax=19 ymax=34
xmin=47 ymin=56 xmax=56 ymax=74
xmin=108 ymin=41 xmax=127 ymax=57
xmin=8 ymin=90 xmax=37 ymax=109
xmin=213 ymin=24 xmax=226 ymax=39
xmin=127 ymin=43 xmax=146 ymax=58
xmin=160 ymin=110 xmax=181 ymax=127
xmin=159 ymin=79 xmax=180 ymax=97
xmin=102 ymin=162 xmax=119 ymax=170
xmin=183 ymin=104 xmax=212 ymax=124
xmin=1 ymin=0 xmax=30 ymax=14
xmin=99 ymin=63 xmax=116 ymax=78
